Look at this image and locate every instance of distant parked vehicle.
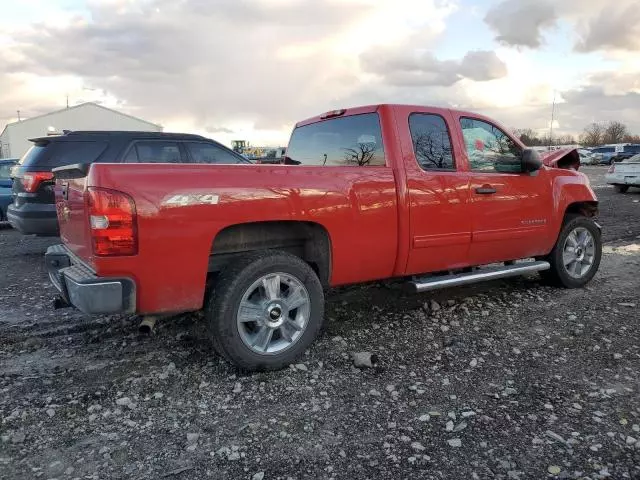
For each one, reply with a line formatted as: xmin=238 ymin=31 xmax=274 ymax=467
xmin=590 ymin=146 xmax=617 ymax=165
xmin=578 ymin=149 xmax=598 ymax=165
xmin=7 ymin=131 xmax=249 ymax=236
xmin=606 ymin=154 xmax=640 ymax=193
xmin=0 ymin=159 xmax=18 ymax=222
xmin=609 ymin=144 xmax=640 ymax=164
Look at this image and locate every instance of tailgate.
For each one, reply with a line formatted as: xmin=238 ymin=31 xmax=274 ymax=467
xmin=53 ymin=164 xmax=93 ymax=265
xmin=614 ymin=162 xmax=640 ymax=176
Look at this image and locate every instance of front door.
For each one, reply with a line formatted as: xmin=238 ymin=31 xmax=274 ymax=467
xmin=455 ymin=116 xmax=551 ymax=265
xmin=402 ymin=111 xmax=472 ymax=275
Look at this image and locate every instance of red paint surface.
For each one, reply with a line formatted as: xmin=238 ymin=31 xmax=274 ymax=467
xmin=56 ymin=104 xmax=597 ymax=314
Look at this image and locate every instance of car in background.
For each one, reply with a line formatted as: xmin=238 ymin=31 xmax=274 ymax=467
xmin=578 ymin=148 xmax=599 ymax=165
xmin=610 ymin=144 xmax=640 ymax=164
xmin=0 ymin=158 xmax=18 ymax=222
xmin=7 ymin=131 xmax=249 ymax=236
xmin=590 ymin=146 xmax=617 ymax=165
xmin=606 ymin=153 xmax=640 ymax=193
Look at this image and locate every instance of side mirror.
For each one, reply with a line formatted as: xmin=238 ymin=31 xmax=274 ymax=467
xmin=521 ymin=148 xmax=542 ymax=173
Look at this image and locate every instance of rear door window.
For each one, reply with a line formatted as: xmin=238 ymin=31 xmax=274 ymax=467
xmin=185 ymin=142 xmax=247 ymax=164
xmin=133 ymin=141 xmax=182 ymax=163
xmin=286 ymin=113 xmax=385 ymax=166
xmin=409 ymin=114 xmax=455 ymax=170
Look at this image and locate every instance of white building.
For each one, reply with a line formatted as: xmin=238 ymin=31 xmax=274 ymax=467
xmin=0 ymin=102 xmax=162 ymax=159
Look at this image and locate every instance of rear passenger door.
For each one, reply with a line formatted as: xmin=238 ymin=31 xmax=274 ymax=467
xmin=401 ymin=110 xmax=472 ymax=275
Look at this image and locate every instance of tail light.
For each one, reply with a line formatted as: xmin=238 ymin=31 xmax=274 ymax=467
xmin=87 ymin=187 xmax=137 ymax=256
xmin=22 ymin=172 xmax=54 ymax=192
xmin=608 ymin=164 xmax=615 ymax=173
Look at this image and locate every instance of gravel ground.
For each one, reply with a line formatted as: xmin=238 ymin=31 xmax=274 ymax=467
xmin=1 ymin=166 xmax=639 ymax=480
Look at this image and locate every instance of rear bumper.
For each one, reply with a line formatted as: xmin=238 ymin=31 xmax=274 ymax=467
xmin=7 ymin=203 xmax=59 ymax=236
xmin=606 ymin=173 xmax=640 ymax=186
xmin=45 ymin=244 xmax=136 ymax=315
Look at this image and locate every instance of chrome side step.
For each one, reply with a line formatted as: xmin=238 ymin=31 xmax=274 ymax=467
xmin=410 ymin=261 xmax=550 ymax=293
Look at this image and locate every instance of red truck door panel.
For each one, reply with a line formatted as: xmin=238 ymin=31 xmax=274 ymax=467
xmin=395 ymin=107 xmax=472 ymax=274
xmin=453 ymin=115 xmax=552 ymax=264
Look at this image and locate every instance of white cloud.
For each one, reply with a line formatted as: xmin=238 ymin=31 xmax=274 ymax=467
xmin=2 ymin=0 xmax=640 ymax=147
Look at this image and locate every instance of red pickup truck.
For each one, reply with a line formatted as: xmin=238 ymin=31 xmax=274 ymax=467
xmin=46 ymin=104 xmax=601 ymax=371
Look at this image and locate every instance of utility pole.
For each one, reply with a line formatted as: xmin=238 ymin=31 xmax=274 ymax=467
xmin=17 ymin=110 xmax=21 ymax=122
xmin=549 ymin=90 xmax=556 ymax=149
xmin=66 ymin=94 xmax=69 ymax=108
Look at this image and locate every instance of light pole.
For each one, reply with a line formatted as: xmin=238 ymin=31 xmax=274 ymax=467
xmin=549 ymin=90 xmax=556 ymax=149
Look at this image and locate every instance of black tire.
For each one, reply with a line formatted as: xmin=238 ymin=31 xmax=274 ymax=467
xmin=614 ymin=185 xmax=629 ymax=193
xmin=205 ymin=250 xmax=324 ymax=371
xmin=540 ymin=215 xmax=602 ymax=288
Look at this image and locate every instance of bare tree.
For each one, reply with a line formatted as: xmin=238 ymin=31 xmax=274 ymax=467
xmin=413 ymin=131 xmax=452 ymax=169
xmin=513 ymin=128 xmax=539 ymax=146
xmin=603 ymin=121 xmax=628 ymax=144
xmin=580 ymin=123 xmax=604 ymax=147
xmin=623 ymin=134 xmax=640 ymax=143
xmin=343 ymin=143 xmax=377 ymax=166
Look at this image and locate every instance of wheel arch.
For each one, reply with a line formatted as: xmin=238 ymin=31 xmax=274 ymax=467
xmin=564 ymin=201 xmax=599 ymax=219
xmin=209 ymin=220 xmax=332 ymax=286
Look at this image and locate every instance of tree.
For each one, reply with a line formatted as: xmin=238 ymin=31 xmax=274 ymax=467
xmin=580 ymin=123 xmax=604 ymax=147
xmin=412 ymin=131 xmax=453 ymax=168
xmin=513 ymin=128 xmax=540 ymax=146
xmin=603 ymin=121 xmax=628 ymax=144
xmin=343 ymin=143 xmax=377 ymax=166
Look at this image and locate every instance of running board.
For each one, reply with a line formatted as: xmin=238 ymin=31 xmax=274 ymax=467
xmin=409 ymin=261 xmax=550 ymax=293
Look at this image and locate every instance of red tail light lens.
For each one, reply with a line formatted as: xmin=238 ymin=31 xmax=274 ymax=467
xmin=22 ymin=172 xmax=54 ymax=192
xmin=87 ymin=187 xmax=137 ymax=256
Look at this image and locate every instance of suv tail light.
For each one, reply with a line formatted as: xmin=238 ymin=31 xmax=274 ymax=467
xmin=22 ymin=172 xmax=54 ymax=192
xmin=87 ymin=187 xmax=137 ymax=256
xmin=608 ymin=164 xmax=615 ymax=173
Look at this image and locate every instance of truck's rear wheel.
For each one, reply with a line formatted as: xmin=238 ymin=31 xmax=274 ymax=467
xmin=205 ymin=250 xmax=324 ymax=371
xmin=540 ymin=215 xmax=602 ymax=288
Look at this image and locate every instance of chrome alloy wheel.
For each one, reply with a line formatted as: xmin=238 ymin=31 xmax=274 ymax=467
xmin=236 ymin=272 xmax=311 ymax=355
xmin=562 ymin=227 xmax=596 ymax=279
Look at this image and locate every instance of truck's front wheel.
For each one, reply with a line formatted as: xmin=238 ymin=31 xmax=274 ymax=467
xmin=541 ymin=215 xmax=602 ymax=288
xmin=205 ymin=251 xmax=324 ymax=371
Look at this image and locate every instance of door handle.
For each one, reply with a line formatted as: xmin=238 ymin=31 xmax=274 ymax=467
xmin=475 ymin=186 xmax=497 ymax=195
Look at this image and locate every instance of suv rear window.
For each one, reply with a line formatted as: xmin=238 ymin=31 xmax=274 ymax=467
xmin=286 ymin=113 xmax=385 ymax=166
xmin=18 ymin=141 xmax=107 ymax=169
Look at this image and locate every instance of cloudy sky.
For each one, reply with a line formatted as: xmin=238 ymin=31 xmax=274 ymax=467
xmin=1 ymin=0 xmax=639 ymax=146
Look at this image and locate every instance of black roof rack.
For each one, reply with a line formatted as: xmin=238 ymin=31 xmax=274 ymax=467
xmin=63 ymin=131 xmax=208 ymax=140
xmin=29 ymin=130 xmax=209 ymax=143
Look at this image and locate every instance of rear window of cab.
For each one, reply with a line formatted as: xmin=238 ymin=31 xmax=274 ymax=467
xmin=286 ymin=113 xmax=385 ymax=166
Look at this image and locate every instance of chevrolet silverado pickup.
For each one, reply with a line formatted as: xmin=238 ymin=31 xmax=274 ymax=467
xmin=46 ymin=104 xmax=601 ymax=371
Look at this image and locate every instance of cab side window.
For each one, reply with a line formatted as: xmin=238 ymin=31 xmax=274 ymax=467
xmin=460 ymin=118 xmax=522 ymax=173
xmin=409 ymin=114 xmax=455 ymax=170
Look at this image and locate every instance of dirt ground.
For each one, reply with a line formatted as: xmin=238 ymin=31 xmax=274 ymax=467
xmin=1 ymin=166 xmax=639 ymax=480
